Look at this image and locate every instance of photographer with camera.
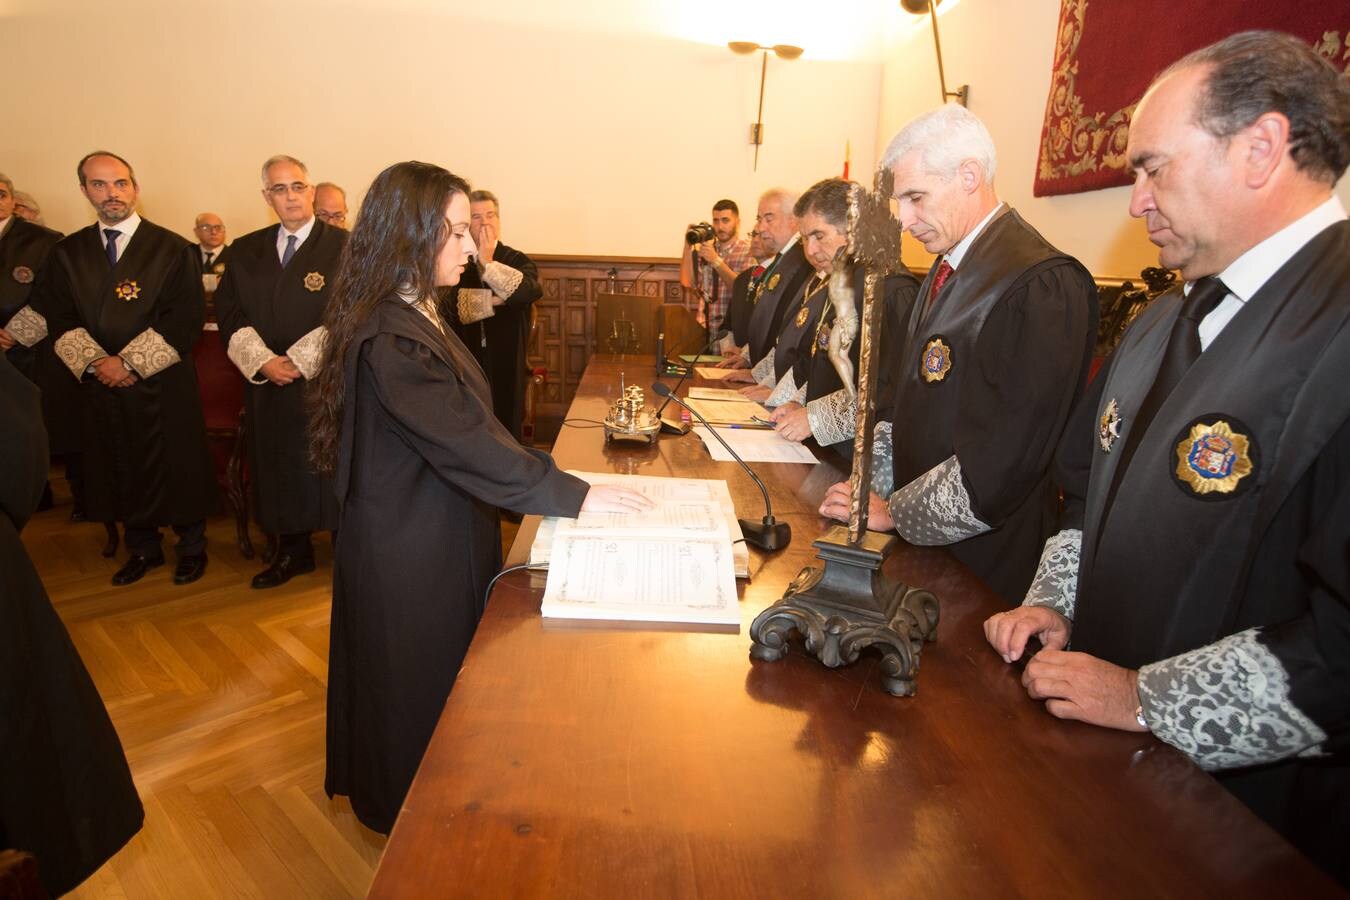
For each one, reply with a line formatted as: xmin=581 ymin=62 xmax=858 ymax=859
xmin=678 ymin=199 xmax=752 ymax=339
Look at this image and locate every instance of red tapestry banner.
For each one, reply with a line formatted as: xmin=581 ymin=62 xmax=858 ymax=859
xmin=1033 ymin=0 xmax=1350 ymax=197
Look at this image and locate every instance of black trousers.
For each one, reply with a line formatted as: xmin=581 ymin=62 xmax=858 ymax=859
xmin=124 ymin=519 xmax=206 ymax=558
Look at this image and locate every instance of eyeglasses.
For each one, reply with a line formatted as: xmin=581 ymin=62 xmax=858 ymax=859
xmin=266 ymin=182 xmax=312 ymax=197
xmin=315 ymin=210 xmax=346 ymax=225
xmin=196 ymin=224 xmax=225 ymax=232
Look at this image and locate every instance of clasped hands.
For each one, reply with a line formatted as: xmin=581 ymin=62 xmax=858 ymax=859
xmin=259 ymin=356 xmax=304 ymax=386
xmin=983 ymin=605 xmax=1147 ymax=732
xmin=93 ymin=355 xmax=137 ymax=388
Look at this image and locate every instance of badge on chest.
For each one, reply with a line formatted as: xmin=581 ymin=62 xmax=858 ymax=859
xmin=304 ymin=271 xmax=326 ymax=292
xmin=114 ymin=279 xmax=141 ymax=302
xmin=1172 ymin=416 xmax=1257 ymax=498
xmin=920 ymin=335 xmax=952 ymax=384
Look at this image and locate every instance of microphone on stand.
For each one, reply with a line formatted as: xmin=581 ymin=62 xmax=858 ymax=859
xmin=651 ymin=381 xmax=791 ymax=552
xmin=654 ymin=328 xmax=730 ymax=434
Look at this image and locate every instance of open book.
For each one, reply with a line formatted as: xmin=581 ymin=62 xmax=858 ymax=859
xmin=534 ymin=471 xmax=743 ymax=626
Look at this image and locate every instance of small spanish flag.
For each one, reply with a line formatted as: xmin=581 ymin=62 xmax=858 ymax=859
xmin=842 ymin=140 xmax=851 ymax=180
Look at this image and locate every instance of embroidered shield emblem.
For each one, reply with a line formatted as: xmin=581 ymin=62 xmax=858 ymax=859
xmin=767 ymin=273 xmax=780 ymax=292
xmin=213 ymin=262 xmax=226 ymax=275
xmin=304 ymin=271 xmax=326 ymax=292
xmin=1098 ymin=399 xmax=1122 ymax=452
xmin=114 ymin=279 xmax=141 ymax=302
xmin=812 ymin=322 xmax=831 ymax=357
xmin=1173 ymin=418 xmax=1255 ymax=497
xmin=12 ymin=265 xmax=34 ymax=284
xmin=920 ymin=335 xmax=952 ymax=383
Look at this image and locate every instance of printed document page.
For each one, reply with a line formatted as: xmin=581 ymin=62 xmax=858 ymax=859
xmin=691 ymin=425 xmax=819 ymax=464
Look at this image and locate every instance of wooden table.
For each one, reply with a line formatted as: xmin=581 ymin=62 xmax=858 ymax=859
xmin=369 ymin=355 xmax=1339 ymax=898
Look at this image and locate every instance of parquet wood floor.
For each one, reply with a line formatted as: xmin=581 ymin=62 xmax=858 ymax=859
xmin=22 ymin=477 xmax=517 ymax=898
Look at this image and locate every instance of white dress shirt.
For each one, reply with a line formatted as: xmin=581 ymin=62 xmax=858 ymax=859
xmin=100 ymin=211 xmax=142 ymax=263
xmin=276 ymin=216 xmax=316 ymax=263
xmin=1195 ymin=195 xmax=1348 ymax=350
xmin=944 ymin=202 xmax=1005 ymax=271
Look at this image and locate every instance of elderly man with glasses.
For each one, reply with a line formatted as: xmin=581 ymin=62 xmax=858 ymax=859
xmin=215 ymin=154 xmax=346 ymax=588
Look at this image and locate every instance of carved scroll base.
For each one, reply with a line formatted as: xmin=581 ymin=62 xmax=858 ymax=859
xmin=749 ymin=526 xmax=939 ymax=697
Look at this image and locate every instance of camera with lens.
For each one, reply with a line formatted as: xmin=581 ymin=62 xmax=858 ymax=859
xmin=685 ymin=222 xmax=715 ymax=245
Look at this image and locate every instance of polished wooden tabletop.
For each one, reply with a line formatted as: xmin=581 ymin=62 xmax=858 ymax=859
xmin=369 ymin=355 xmax=1339 ymax=899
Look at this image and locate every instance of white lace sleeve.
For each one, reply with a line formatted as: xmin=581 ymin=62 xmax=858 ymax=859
xmin=886 ymin=454 xmax=992 ymax=546
xmin=806 ymin=389 xmax=856 ymax=447
xmin=226 ymin=326 xmax=276 ymax=384
xmin=6 ymin=305 xmax=47 ymax=347
xmin=766 ymin=368 xmax=800 ymax=408
xmin=1021 ymin=529 xmax=1081 ymax=619
xmin=1138 ymin=629 xmax=1329 ymax=772
xmin=481 ymin=261 xmax=523 ymax=299
xmin=285 ymin=325 xmax=327 ymax=379
xmin=870 ymin=421 xmax=895 ymax=497
xmin=53 ymin=327 xmax=108 ymax=378
xmin=751 ymin=353 xmax=775 ymax=387
xmin=119 ymin=328 xmax=182 ymax=378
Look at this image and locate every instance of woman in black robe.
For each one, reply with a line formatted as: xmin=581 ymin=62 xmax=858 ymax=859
xmin=308 ymin=161 xmax=650 ymax=834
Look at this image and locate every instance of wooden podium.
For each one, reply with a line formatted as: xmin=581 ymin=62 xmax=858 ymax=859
xmin=594 ymin=292 xmax=705 ymax=358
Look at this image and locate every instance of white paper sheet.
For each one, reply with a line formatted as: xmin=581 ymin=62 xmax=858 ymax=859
xmin=691 ymin=425 xmax=819 ymax=464
xmin=694 ymin=366 xmax=741 ymax=380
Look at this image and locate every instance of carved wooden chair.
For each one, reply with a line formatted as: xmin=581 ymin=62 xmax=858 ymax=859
xmin=193 ymin=327 xmax=254 ymax=558
xmin=520 ymin=304 xmax=548 ymax=445
xmin=1091 ymin=266 xmax=1177 ymax=381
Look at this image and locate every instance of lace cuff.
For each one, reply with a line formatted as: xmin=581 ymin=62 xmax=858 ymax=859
xmin=1138 ymin=628 xmax=1328 ymax=772
xmin=119 ymin=328 xmax=182 ymax=378
xmin=1022 ymin=529 xmax=1081 ymax=618
xmin=481 ymin=261 xmax=523 ymax=299
xmin=806 ymin=389 xmax=855 ymax=447
xmin=887 ymin=454 xmax=992 ymax=546
xmin=456 ymin=287 xmax=495 ymax=324
xmin=766 ymin=368 xmax=800 ymax=408
xmin=6 ymin=305 xmax=48 ymax=347
xmin=54 ymin=327 xmax=107 ymax=378
xmin=870 ymin=421 xmax=895 ymax=497
xmin=226 ymin=326 xmax=276 ymax=384
xmin=751 ymin=353 xmax=775 ymax=387
xmin=286 ymin=325 xmax=327 ymax=379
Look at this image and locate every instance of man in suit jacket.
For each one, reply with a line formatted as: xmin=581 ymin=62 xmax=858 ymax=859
xmin=192 ymin=212 xmax=230 ymax=287
xmin=217 ymin=155 xmax=345 ymax=588
xmin=42 ymin=151 xmax=217 ymax=586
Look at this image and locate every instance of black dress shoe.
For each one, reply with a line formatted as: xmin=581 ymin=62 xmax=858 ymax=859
xmin=251 ymin=554 xmax=316 ymax=589
xmin=112 ymin=554 xmax=165 ymax=586
xmin=173 ymin=554 xmax=208 ymax=585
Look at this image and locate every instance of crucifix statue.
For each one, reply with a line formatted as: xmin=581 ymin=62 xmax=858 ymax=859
xmin=749 ymin=168 xmax=940 ymax=697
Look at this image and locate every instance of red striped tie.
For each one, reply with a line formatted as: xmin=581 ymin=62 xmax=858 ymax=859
xmin=925 ymin=259 xmax=953 ymax=315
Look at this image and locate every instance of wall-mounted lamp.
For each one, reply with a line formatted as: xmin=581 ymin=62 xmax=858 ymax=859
xmin=900 ymin=0 xmax=968 ymax=107
xmin=728 ymin=41 xmax=804 ymax=171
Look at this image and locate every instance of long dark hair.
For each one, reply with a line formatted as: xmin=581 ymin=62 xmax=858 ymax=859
xmin=308 ymin=161 xmax=471 ymax=473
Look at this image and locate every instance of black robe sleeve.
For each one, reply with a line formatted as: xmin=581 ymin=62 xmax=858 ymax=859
xmin=495 ymin=246 xmax=542 ymax=310
xmin=957 ymin=265 xmax=1095 ymax=526
xmin=362 ymin=333 xmax=588 ymax=516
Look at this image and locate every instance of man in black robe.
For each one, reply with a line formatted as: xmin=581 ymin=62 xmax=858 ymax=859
xmin=0 ymin=340 xmax=143 ymax=897
xmin=191 ymin=212 xmax=230 ymax=283
xmin=217 ymin=154 xmax=344 ymax=588
xmin=763 ymin=178 xmax=920 ymax=453
xmin=721 ymin=188 xmax=812 ymax=384
xmin=820 ymin=105 xmax=1098 ymax=604
xmin=724 ymin=230 xmax=769 ymax=349
xmin=43 ymin=151 xmax=217 ymax=586
xmin=986 ymin=32 xmax=1350 ymax=885
xmin=0 ymin=172 xmax=62 ymax=383
xmin=445 ymin=190 xmax=542 ymax=440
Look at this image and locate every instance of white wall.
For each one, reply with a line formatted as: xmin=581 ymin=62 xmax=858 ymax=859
xmin=878 ymin=0 xmax=1350 ymax=278
xmin=5 ymin=0 xmax=889 ymax=255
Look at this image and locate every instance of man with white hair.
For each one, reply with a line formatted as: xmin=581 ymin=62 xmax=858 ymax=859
xmin=216 ymin=154 xmax=345 ymax=588
xmin=12 ymin=190 xmax=44 ymax=225
xmin=819 ymin=104 xmax=1097 ymax=604
xmin=0 ymin=172 xmax=61 ymax=383
xmin=722 ymin=187 xmax=812 ymax=384
xmin=986 ymin=32 xmax=1350 ymax=884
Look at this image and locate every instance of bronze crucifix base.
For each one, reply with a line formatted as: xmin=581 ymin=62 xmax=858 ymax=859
xmin=749 ymin=526 xmax=939 ymax=697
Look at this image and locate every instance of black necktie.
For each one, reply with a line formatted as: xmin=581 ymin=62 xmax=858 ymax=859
xmin=1099 ymin=276 xmax=1230 ymax=522
xmin=203 ymin=251 xmax=214 ymax=268
xmin=104 ymin=229 xmax=120 ymax=266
